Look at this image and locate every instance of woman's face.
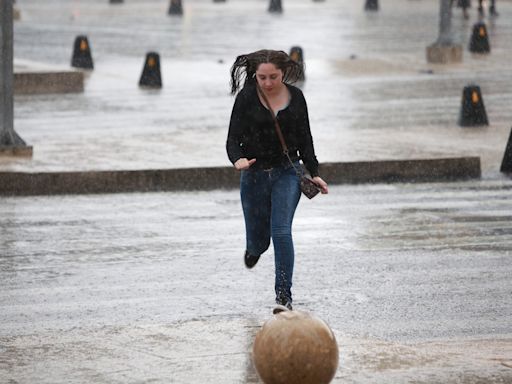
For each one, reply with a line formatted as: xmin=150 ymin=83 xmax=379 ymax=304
xmin=256 ymin=63 xmax=284 ymax=94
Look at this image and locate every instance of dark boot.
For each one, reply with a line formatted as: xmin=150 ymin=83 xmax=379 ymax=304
xmin=273 ymin=293 xmax=293 ymax=314
xmin=244 ymin=250 xmax=260 ymax=269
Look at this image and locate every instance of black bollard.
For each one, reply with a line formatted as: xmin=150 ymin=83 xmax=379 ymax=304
xmin=139 ymin=52 xmax=162 ymax=88
xmin=169 ymin=0 xmax=183 ymax=15
xmin=365 ymin=0 xmax=378 ymax=11
xmin=458 ymin=85 xmax=488 ymax=127
xmin=109 ymin=0 xmax=124 ymax=4
xmin=289 ymin=46 xmax=305 ymax=81
xmin=213 ymin=0 xmax=226 ymax=2
xmin=268 ymin=0 xmax=283 ymax=13
xmin=500 ymin=128 xmax=512 ymax=173
xmin=469 ymin=22 xmax=490 ymax=53
xmin=71 ymin=36 xmax=94 ymax=69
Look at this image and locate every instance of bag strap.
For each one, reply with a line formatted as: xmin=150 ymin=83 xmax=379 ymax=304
xmin=256 ymin=84 xmax=302 ymax=176
xmin=256 ymin=84 xmax=288 ymax=153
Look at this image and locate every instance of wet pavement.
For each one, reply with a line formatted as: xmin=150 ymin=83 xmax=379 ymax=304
xmin=2 ymin=0 xmax=512 ymax=383
xmin=1 ymin=180 xmax=512 ymax=383
xmin=1 ymin=0 xmax=512 ymax=176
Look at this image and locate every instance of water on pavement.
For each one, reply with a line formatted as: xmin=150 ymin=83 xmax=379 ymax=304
xmin=2 ymin=0 xmax=512 ymax=382
xmin=3 ymin=0 xmax=512 ymax=176
xmin=1 ymin=180 xmax=512 ymax=382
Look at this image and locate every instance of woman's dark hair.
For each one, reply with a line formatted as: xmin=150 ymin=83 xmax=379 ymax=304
xmin=230 ymin=49 xmax=304 ymax=95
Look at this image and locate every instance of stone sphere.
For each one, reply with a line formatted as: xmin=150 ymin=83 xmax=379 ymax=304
xmin=253 ymin=310 xmax=339 ymax=384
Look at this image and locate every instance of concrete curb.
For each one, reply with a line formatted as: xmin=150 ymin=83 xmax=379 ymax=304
xmin=0 ymin=146 xmax=33 ymax=157
xmin=14 ymin=60 xmax=84 ymax=95
xmin=14 ymin=71 xmax=84 ymax=95
xmin=0 ymin=157 xmax=481 ymax=196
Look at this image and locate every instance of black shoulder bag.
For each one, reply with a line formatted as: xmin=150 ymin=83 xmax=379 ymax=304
xmin=257 ymin=85 xmax=321 ymax=199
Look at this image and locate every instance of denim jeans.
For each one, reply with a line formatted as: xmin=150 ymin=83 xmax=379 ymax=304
xmin=240 ymin=162 xmax=301 ymax=302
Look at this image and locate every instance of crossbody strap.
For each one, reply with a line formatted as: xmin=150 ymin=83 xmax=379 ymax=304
xmin=256 ymin=84 xmax=302 ymax=175
xmin=256 ymin=84 xmax=288 ymax=154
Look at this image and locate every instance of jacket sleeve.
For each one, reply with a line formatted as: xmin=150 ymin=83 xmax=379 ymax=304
xmin=226 ymin=90 xmax=247 ymax=165
xmin=296 ymin=91 xmax=320 ymax=177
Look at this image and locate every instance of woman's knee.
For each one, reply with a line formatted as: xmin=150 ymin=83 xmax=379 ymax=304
xmin=271 ymin=225 xmax=292 ymax=239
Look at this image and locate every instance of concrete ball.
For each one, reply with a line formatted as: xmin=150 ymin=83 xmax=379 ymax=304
xmin=253 ymin=310 xmax=339 ymax=384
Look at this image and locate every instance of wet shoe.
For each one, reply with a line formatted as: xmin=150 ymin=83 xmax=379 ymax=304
xmin=273 ymin=304 xmax=292 ymax=314
xmin=244 ymin=250 xmax=260 ymax=269
xmin=273 ymin=295 xmax=292 ymax=314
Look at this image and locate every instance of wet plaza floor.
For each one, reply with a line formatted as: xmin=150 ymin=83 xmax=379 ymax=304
xmin=2 ymin=0 xmax=512 ymax=382
xmin=1 ymin=180 xmax=512 ymax=383
xmin=2 ymin=0 xmax=512 ymax=175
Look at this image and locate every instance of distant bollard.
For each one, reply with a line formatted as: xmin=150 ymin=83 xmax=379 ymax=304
xmin=169 ymin=0 xmax=183 ymax=15
xmin=500 ymin=128 xmax=512 ymax=173
xmin=458 ymin=85 xmax=488 ymax=127
xmin=365 ymin=0 xmax=379 ymax=11
xmin=469 ymin=22 xmax=490 ymax=53
xmin=213 ymin=0 xmax=226 ymax=2
xmin=139 ymin=52 xmax=162 ymax=88
xmin=268 ymin=0 xmax=283 ymax=13
xmin=71 ymin=36 xmax=94 ymax=70
xmin=110 ymin=0 xmax=124 ymax=3
xmin=289 ymin=46 xmax=305 ymax=81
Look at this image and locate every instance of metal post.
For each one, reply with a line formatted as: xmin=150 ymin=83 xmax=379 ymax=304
xmin=426 ymin=0 xmax=462 ymax=63
xmin=437 ymin=0 xmax=454 ymax=45
xmin=0 ymin=0 xmax=32 ymax=155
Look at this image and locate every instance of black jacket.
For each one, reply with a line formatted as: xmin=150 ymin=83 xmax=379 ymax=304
xmin=226 ymin=82 xmax=319 ymax=177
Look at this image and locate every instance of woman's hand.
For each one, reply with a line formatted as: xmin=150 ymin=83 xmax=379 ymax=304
xmin=234 ymin=158 xmax=256 ymax=171
xmin=313 ymin=176 xmax=328 ymax=194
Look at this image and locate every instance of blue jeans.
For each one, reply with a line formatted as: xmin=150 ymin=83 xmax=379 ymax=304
xmin=240 ymin=162 xmax=301 ymax=302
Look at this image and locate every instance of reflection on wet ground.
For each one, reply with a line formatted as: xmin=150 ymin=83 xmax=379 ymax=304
xmin=3 ymin=0 xmax=512 ymax=176
xmin=2 ymin=0 xmax=512 ymax=382
xmin=1 ymin=180 xmax=511 ymax=382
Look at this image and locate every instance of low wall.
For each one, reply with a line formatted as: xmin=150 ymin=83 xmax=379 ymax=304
xmin=0 ymin=146 xmax=33 ymax=157
xmin=0 ymin=157 xmax=481 ymax=196
xmin=14 ymin=71 xmax=84 ymax=95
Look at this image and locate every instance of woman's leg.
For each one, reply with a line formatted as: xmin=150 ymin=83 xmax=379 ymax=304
xmin=270 ymin=166 xmax=301 ymax=304
xmin=240 ymin=170 xmax=272 ymax=257
xmin=462 ymin=0 xmax=469 ymax=18
xmin=490 ymin=0 xmax=497 ymax=15
xmin=478 ymin=0 xmax=484 ymax=13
